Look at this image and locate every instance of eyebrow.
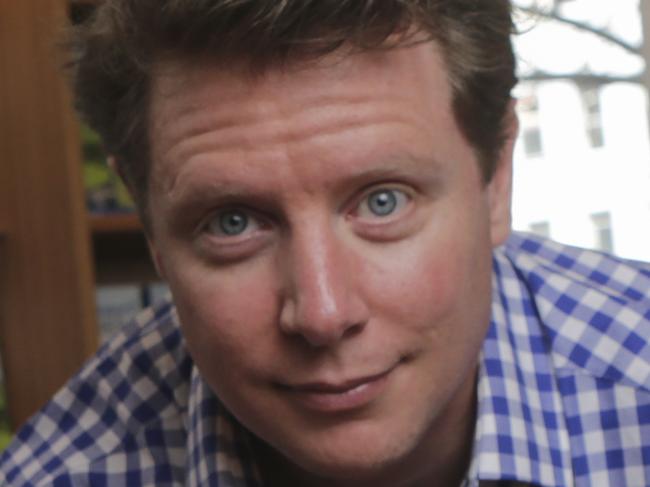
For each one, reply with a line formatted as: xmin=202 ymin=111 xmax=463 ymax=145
xmin=164 ymin=180 xmax=277 ymax=227
xmin=163 ymin=152 xmax=445 ymax=223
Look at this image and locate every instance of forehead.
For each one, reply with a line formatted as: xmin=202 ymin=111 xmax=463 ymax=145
xmin=151 ymin=40 xmax=449 ymax=103
xmin=148 ymin=41 xmax=456 ymax=155
xmin=146 ymin=42 xmax=474 ymax=217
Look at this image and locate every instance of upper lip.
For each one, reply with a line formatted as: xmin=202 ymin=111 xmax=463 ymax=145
xmin=279 ymin=367 xmax=393 ymax=394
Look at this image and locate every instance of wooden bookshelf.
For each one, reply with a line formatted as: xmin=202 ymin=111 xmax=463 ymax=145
xmin=0 ymin=0 xmax=99 ymax=429
xmin=0 ymin=196 xmax=8 ymax=237
xmin=89 ymin=214 xmax=159 ymax=284
xmin=0 ymin=0 xmax=161 ymax=431
xmin=90 ymin=212 xmax=143 ymax=234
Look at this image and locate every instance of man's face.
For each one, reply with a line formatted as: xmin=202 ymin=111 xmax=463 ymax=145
xmin=147 ymin=42 xmax=514 ymax=484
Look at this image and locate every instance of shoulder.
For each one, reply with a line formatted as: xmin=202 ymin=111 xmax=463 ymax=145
xmin=503 ymin=231 xmax=650 ymax=293
xmin=0 ymin=298 xmax=192 ymax=486
xmin=498 ymin=231 xmax=650 ymax=391
xmin=492 ymin=233 xmax=650 ymax=484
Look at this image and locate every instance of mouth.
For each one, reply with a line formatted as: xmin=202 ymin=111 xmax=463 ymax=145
xmin=277 ymin=366 xmax=396 ymax=413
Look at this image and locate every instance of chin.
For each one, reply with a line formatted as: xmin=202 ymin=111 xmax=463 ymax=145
xmin=304 ymin=444 xmax=401 ymax=475
xmin=290 ymin=452 xmax=405 ymax=486
xmin=271 ymin=417 xmax=424 ymax=484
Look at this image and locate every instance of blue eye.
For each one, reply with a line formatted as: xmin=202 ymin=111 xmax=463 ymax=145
xmin=355 ymin=188 xmax=411 ymax=222
xmin=201 ymin=208 xmax=270 ymax=260
xmin=367 ymin=189 xmax=398 ymax=216
xmin=208 ymin=210 xmax=250 ymax=236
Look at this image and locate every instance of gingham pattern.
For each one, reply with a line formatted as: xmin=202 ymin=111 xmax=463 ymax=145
xmin=465 ymin=233 xmax=650 ymax=487
xmin=0 ymin=305 xmax=261 ymax=486
xmin=1 ymin=232 xmax=649 ymax=486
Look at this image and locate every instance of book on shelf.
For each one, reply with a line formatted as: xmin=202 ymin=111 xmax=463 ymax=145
xmin=96 ymin=282 xmax=170 ymax=343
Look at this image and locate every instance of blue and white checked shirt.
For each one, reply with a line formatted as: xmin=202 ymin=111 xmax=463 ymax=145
xmin=1 ymin=233 xmax=649 ymax=486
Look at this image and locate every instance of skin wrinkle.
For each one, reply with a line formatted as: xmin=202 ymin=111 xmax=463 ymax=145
xmin=152 ymin=112 xmax=451 ymax=238
xmin=151 ymin=66 xmax=452 ymax=230
xmin=149 ymin=46 xmax=455 ymax=202
xmin=155 ymin=93 xmax=404 ymax=146
xmin=154 ymin=106 xmax=436 ymax=201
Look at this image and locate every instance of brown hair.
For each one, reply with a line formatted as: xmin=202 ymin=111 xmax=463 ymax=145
xmin=69 ymin=0 xmax=517 ymax=228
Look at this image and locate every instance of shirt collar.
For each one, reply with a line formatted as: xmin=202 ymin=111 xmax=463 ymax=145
xmin=465 ymin=243 xmax=575 ymax=487
xmin=184 ymin=364 xmax=263 ymax=486
xmin=505 ymin=234 xmax=650 ymax=393
xmin=467 ymin=233 xmax=650 ymax=487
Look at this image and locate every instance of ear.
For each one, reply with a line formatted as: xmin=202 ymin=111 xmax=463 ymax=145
xmin=107 ymin=156 xmax=138 ymax=203
xmin=109 ymin=155 xmax=168 ymax=280
xmin=109 ymin=155 xmax=167 ymax=278
xmin=147 ymin=238 xmax=168 ymax=280
xmin=487 ymin=99 xmax=518 ymax=248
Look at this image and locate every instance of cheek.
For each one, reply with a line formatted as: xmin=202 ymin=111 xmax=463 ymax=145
xmin=166 ymin=258 xmax=281 ymax=374
xmin=360 ymin=237 xmax=480 ymax=329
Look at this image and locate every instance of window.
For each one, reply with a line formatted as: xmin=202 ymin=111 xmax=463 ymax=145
xmin=580 ymin=86 xmax=604 ymax=148
xmin=511 ymin=1 xmax=650 ymax=262
xmin=523 ymin=128 xmax=543 ymax=157
xmin=591 ymin=212 xmax=614 ymax=252
xmin=518 ymin=88 xmax=543 ymax=157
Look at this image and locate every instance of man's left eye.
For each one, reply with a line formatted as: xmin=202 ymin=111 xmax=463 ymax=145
xmin=357 ymin=188 xmax=410 ymax=219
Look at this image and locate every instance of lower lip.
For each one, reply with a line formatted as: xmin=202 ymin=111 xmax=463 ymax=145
xmin=285 ymin=371 xmax=392 ymax=414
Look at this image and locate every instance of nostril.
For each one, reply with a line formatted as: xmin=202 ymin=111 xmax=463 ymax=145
xmin=341 ymin=320 xmax=365 ymax=339
xmin=279 ymin=300 xmax=368 ymax=347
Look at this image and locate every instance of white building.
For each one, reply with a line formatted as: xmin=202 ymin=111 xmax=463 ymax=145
xmin=511 ymin=0 xmax=650 ymax=261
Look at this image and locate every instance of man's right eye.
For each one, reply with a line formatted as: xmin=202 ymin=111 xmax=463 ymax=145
xmin=205 ymin=209 xmax=261 ymax=238
xmin=197 ymin=207 xmax=273 ymax=262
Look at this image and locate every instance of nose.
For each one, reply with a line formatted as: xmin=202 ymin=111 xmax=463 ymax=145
xmin=278 ymin=224 xmax=369 ymax=347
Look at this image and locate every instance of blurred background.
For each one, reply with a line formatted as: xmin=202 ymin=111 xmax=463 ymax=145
xmin=0 ymin=0 xmax=649 ymax=446
xmin=512 ymin=0 xmax=650 ymax=261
